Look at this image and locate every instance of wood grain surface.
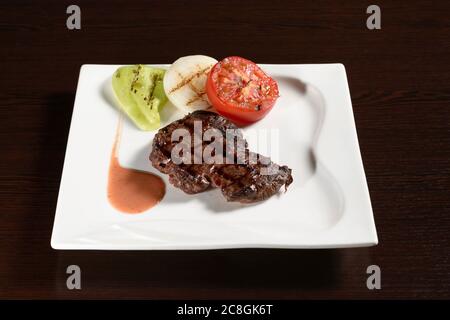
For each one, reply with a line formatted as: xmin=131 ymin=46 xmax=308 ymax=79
xmin=0 ymin=0 xmax=449 ymax=299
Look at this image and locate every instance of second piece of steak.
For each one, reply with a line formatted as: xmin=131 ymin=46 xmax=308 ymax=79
xmin=150 ymin=110 xmax=293 ymax=203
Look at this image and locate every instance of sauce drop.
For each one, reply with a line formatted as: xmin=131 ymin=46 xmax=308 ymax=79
xmin=107 ymin=119 xmax=165 ymax=214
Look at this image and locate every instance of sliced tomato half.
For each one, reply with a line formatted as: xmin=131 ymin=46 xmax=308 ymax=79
xmin=206 ymin=56 xmax=279 ymax=125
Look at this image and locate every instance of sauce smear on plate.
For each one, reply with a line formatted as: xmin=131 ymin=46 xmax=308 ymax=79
xmin=107 ymin=120 xmax=165 ymax=213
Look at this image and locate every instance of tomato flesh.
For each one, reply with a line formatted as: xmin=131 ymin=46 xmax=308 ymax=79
xmin=206 ymin=56 xmax=279 ymax=125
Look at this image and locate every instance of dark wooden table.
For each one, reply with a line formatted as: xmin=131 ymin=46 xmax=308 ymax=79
xmin=1 ymin=0 xmax=449 ymax=299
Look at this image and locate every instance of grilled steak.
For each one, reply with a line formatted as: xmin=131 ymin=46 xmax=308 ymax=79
xmin=150 ymin=110 xmax=293 ymax=203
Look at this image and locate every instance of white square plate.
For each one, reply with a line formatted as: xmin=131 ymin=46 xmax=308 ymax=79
xmin=51 ymin=63 xmax=377 ymax=250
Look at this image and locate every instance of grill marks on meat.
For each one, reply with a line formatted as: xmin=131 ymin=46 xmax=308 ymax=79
xmin=150 ymin=111 xmax=293 ymax=203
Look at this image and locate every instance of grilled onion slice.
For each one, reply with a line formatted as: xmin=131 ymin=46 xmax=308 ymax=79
xmin=163 ymin=55 xmax=218 ymax=112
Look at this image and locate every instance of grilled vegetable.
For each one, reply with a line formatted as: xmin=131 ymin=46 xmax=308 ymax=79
xmin=112 ymin=65 xmax=167 ymax=130
xmin=206 ymin=56 xmax=279 ymax=125
xmin=163 ymin=55 xmax=218 ymax=112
